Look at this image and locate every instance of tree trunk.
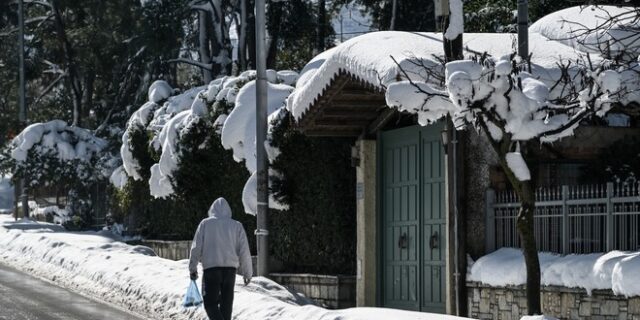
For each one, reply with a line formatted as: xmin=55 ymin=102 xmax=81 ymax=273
xmin=81 ymin=71 xmax=94 ymax=121
xmin=499 ymin=156 xmax=542 ymax=315
xmin=484 ymin=130 xmax=542 ymax=315
xmin=246 ymin=0 xmax=256 ymax=69
xmin=516 ymin=181 xmax=542 ymax=315
xmin=50 ymin=0 xmax=83 ymax=127
xmin=266 ymin=1 xmax=283 ymax=69
xmin=209 ymin=0 xmax=232 ymax=77
xmin=198 ymin=10 xmax=214 ymax=83
xmin=237 ymin=0 xmax=247 ymax=71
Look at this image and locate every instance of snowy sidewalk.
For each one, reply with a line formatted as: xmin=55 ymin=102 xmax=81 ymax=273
xmin=0 ymin=215 xmax=469 ymax=320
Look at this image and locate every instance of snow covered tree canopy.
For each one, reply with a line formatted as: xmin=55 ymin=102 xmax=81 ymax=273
xmin=6 ymin=120 xmax=109 ymax=187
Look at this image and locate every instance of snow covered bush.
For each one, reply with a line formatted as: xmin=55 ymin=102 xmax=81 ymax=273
xmin=1 ymin=120 xmax=112 ymax=228
xmin=116 ymin=76 xmax=256 ymax=240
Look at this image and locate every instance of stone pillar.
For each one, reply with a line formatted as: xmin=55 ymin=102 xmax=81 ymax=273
xmin=356 ymin=139 xmax=377 ymax=307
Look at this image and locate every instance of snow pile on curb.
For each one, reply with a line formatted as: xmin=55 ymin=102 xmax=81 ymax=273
xmin=468 ymin=248 xmax=640 ymax=297
xmin=0 ymin=216 xmax=470 ymax=320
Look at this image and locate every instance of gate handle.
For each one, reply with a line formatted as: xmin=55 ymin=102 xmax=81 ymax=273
xmin=430 ymin=231 xmax=439 ymax=249
xmin=398 ymin=233 xmax=408 ymax=249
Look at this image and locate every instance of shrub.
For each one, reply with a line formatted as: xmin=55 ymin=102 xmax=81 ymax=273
xmin=270 ymin=114 xmax=357 ymax=275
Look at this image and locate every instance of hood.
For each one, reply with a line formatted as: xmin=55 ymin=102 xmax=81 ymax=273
xmin=208 ymin=197 xmax=232 ymax=219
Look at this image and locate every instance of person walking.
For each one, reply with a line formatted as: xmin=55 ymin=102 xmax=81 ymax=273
xmin=189 ymin=197 xmax=253 ymax=320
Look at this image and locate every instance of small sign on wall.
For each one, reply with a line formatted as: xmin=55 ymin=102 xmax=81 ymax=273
xmin=356 ymin=183 xmax=364 ymax=200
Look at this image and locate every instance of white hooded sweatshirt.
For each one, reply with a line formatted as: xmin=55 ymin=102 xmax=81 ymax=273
xmin=188 ymin=198 xmax=253 ymax=279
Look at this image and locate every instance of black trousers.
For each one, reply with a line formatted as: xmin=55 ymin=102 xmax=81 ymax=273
xmin=202 ymin=267 xmax=236 ymax=320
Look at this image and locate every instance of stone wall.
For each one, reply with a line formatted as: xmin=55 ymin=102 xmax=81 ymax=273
xmin=468 ymin=282 xmax=640 ymax=320
xmin=270 ymin=273 xmax=356 ymax=309
xmin=141 ymin=240 xmax=191 ymax=260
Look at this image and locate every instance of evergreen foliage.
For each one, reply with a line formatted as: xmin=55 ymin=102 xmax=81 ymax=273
xmin=269 ymin=113 xmax=357 ymax=274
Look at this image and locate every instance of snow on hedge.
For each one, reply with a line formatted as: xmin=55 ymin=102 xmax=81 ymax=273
xmin=10 ymin=120 xmax=107 ymax=164
xmin=221 ymin=76 xmax=295 ymax=214
xmin=120 ymin=71 xmax=299 ymax=206
xmin=468 ymin=248 xmax=640 ymax=297
xmin=0 ymin=215 xmax=471 ymax=320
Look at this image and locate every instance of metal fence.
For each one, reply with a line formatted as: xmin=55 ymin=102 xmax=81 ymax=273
xmin=486 ymin=182 xmax=640 ymax=254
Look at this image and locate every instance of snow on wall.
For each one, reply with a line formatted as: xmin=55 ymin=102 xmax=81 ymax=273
xmin=0 ymin=216 xmax=472 ymax=320
xmin=468 ymin=248 xmax=640 ymax=297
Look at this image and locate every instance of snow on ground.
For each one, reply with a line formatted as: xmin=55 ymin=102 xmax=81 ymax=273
xmin=468 ymin=248 xmax=640 ymax=297
xmin=521 ymin=316 xmax=558 ymax=320
xmin=0 ymin=215 xmax=471 ymax=320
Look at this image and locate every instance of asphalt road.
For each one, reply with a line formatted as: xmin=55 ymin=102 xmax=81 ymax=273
xmin=0 ymin=262 xmax=147 ymax=320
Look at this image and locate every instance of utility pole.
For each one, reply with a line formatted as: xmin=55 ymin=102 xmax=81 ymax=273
xmin=255 ymin=0 xmax=269 ymax=277
xmin=517 ymin=0 xmax=529 ymax=60
xmin=17 ymin=0 xmax=29 ymax=220
xmin=316 ymin=0 xmax=326 ymax=52
xmin=389 ymin=0 xmax=397 ymax=30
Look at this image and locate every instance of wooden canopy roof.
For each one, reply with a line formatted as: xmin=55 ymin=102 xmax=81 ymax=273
xmin=296 ymin=70 xmax=397 ymax=138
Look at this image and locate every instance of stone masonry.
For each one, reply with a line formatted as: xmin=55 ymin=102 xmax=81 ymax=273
xmin=468 ymin=281 xmax=640 ymax=320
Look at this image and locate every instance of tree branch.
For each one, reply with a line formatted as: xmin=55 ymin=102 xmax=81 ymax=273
xmin=166 ymin=58 xmax=213 ymax=71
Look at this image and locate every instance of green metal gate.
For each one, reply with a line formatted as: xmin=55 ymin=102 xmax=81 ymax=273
xmin=380 ymin=123 xmax=446 ymax=313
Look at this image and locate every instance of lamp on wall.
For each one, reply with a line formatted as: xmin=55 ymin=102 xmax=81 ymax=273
xmin=351 ymin=145 xmax=360 ymax=167
xmin=441 ymin=127 xmax=450 ymax=153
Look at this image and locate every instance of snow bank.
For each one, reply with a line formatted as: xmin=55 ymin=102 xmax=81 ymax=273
xmin=521 ymin=316 xmax=558 ymax=320
xmin=0 ymin=215 xmax=471 ymax=320
xmin=469 ymin=248 xmax=640 ymax=297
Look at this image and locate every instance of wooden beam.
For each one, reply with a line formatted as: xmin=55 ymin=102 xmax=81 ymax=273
xmin=322 ymin=108 xmax=380 ymax=119
xmin=314 ymin=118 xmax=372 ymax=127
xmin=334 ymin=92 xmax=385 ymax=101
xmin=367 ymin=108 xmax=397 ymax=134
xmin=303 ymin=129 xmax=363 ymax=137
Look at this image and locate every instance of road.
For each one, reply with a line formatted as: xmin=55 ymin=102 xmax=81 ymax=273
xmin=0 ymin=262 xmax=147 ymax=320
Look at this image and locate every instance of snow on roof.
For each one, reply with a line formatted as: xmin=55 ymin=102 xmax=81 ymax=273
xmin=287 ymin=30 xmax=601 ymax=120
xmin=530 ymin=5 xmax=640 ymax=57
